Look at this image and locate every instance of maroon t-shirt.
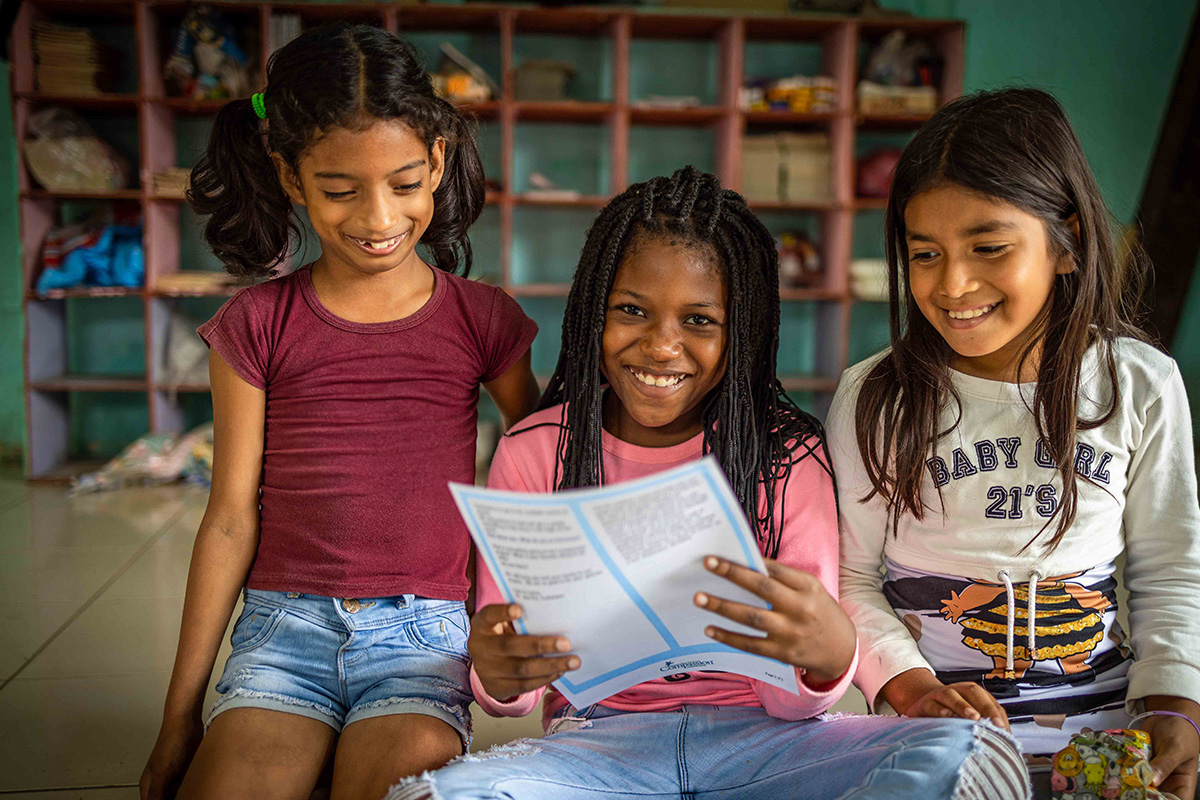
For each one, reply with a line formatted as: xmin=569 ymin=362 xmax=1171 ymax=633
xmin=198 ymin=267 xmax=537 ymax=600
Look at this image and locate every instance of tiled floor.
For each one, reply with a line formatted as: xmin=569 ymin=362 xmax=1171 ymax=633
xmin=0 ymin=470 xmax=866 ymax=797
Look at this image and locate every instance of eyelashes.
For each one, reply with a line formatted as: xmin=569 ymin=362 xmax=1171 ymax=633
xmin=320 ymin=181 xmax=424 ymax=201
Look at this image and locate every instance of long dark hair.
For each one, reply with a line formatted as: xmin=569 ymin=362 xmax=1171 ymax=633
xmin=855 ymin=87 xmax=1147 ymax=551
xmin=538 ymin=166 xmax=830 ymax=558
xmin=189 ymin=24 xmax=486 ymax=278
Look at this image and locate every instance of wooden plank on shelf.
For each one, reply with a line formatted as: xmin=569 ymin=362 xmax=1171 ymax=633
xmin=155 ymin=382 xmax=211 ymax=393
xmin=856 ymin=113 xmax=934 ymax=129
xmin=457 ymin=100 xmax=500 ymax=119
xmin=512 ymin=194 xmax=610 ymax=208
xmin=779 ymin=376 xmax=840 ymax=393
xmin=743 ymin=110 xmax=835 ymax=127
xmin=21 ymin=189 xmax=142 ymax=200
xmin=631 ymin=106 xmax=724 ymax=125
xmin=514 ymin=101 xmax=614 ymax=123
xmin=779 ymin=288 xmax=847 ymax=302
xmin=30 ymin=375 xmax=147 ymax=392
xmin=742 ymin=15 xmax=842 ymax=40
xmin=26 ymin=0 xmax=132 ymax=17
xmin=26 ymin=287 xmax=145 ymax=300
xmin=858 ymin=17 xmax=964 ymax=35
xmin=265 ymin=2 xmax=390 ymax=23
xmin=748 ymin=199 xmax=838 ymax=212
xmin=14 ymin=91 xmax=139 ymax=110
xmin=629 ymin=13 xmax=727 ymax=39
xmin=508 ymin=283 xmax=571 ymax=298
xmin=154 ymin=97 xmax=234 ymax=115
xmin=397 ymin=4 xmax=504 ymax=31
xmin=513 ymin=7 xmax=617 ymax=35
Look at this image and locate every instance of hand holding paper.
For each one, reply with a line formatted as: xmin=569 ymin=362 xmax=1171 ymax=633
xmin=697 ymin=556 xmax=857 ymax=687
xmin=451 ymin=457 xmax=805 ymax=708
xmin=468 ymin=602 xmax=580 ymax=703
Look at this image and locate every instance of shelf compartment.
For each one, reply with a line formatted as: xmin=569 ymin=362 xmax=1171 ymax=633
xmin=854 ymin=197 xmax=888 ymax=210
xmin=628 ymin=124 xmax=716 ymax=185
xmin=513 ymin=122 xmax=611 ymax=196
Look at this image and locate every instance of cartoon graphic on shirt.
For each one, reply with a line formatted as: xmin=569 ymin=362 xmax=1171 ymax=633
xmin=939 ymin=572 xmax=1111 ymax=679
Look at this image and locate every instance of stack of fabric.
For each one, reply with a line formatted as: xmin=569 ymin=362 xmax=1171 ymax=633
xmin=850 ymin=258 xmax=890 ymax=302
xmin=33 ymin=22 xmax=111 ymax=95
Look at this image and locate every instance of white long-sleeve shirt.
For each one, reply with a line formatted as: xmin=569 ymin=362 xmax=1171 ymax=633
xmin=827 ymin=337 xmax=1200 ymax=744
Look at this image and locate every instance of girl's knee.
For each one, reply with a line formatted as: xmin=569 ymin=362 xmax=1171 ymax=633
xmin=943 ymin=720 xmax=1031 ymax=800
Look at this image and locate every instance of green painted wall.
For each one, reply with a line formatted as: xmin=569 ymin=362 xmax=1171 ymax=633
xmin=1 ymin=0 xmax=1198 ymax=454
xmin=0 ymin=62 xmax=23 ymax=453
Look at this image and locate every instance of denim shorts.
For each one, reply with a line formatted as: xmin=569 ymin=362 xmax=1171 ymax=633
xmin=208 ymin=589 xmax=473 ymax=748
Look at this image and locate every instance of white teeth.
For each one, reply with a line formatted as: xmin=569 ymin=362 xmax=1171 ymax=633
xmin=631 ymin=369 xmax=684 ymax=388
xmin=948 ymin=303 xmax=996 ymax=320
xmin=353 ymin=234 xmax=403 ymax=250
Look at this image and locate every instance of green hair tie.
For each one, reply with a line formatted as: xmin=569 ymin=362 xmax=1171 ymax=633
xmin=251 ymin=92 xmax=267 ymax=120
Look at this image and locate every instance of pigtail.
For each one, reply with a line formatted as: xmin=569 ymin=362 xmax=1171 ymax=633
xmin=188 ymin=96 xmax=297 ymax=278
xmin=422 ymin=100 xmax=486 ymax=276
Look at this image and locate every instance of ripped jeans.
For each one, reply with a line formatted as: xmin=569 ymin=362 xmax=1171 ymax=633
xmin=387 ymin=704 xmax=1030 ymax=800
xmin=207 ymin=589 xmax=473 ymax=749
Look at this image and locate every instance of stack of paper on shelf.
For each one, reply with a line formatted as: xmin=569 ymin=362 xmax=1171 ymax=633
xmin=33 ymin=22 xmax=112 ymax=95
xmin=152 ymin=167 xmax=191 ymax=198
xmin=155 ymin=271 xmax=236 ymax=294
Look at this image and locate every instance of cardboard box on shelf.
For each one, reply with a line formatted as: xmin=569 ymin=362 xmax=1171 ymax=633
xmin=740 ymin=133 xmax=831 ymax=204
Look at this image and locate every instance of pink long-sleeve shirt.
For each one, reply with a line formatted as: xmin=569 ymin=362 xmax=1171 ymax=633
xmin=469 ymin=404 xmax=858 ymax=729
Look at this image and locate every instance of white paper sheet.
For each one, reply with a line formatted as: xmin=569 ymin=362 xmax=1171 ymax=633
xmin=450 ymin=456 xmax=800 ymax=707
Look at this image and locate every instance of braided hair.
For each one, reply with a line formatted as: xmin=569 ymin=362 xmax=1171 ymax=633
xmin=539 ymin=166 xmax=832 ymax=559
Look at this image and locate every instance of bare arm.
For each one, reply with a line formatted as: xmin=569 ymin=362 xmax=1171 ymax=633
xmin=141 ymin=352 xmax=266 ymax=798
xmin=483 ymin=351 xmax=539 ymax=432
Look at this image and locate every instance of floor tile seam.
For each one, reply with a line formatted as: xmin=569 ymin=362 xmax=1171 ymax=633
xmin=7 ymin=668 xmax=174 ymax=682
xmin=0 ymin=494 xmax=30 ymax=518
xmin=0 ymin=782 xmax=139 ymax=794
xmin=0 ymin=502 xmax=192 ymax=692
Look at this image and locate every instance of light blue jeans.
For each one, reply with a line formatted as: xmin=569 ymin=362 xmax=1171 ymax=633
xmin=386 ymin=704 xmax=1030 ymax=800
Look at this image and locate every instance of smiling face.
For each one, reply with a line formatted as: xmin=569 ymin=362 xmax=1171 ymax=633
xmin=905 ymin=184 xmax=1074 ymax=381
xmin=600 ymin=235 xmax=728 ymax=447
xmin=276 ymin=119 xmax=445 ymax=277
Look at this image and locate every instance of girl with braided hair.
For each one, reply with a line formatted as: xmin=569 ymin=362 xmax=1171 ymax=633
xmin=388 ymin=167 xmax=1029 ymax=800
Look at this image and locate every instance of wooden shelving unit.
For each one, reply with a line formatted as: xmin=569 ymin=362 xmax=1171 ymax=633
xmin=11 ymin=0 xmax=963 ymax=479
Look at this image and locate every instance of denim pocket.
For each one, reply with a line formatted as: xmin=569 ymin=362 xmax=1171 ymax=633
xmin=229 ymin=604 xmax=285 ymax=656
xmin=408 ymin=608 xmax=470 ymax=663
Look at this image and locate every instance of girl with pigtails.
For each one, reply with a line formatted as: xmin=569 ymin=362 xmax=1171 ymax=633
xmin=141 ymin=24 xmax=539 ymax=800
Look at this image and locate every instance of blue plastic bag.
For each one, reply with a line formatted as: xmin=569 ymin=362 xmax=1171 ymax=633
xmin=37 ymin=224 xmax=143 ymax=292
